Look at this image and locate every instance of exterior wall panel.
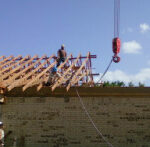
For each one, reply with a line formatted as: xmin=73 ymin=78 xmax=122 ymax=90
xmin=1 ymin=87 xmax=150 ymax=147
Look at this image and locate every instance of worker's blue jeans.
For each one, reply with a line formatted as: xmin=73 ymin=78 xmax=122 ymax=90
xmin=57 ymin=57 xmax=66 ymax=67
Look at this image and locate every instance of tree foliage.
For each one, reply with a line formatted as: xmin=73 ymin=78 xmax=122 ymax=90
xmin=128 ymin=82 xmax=134 ymax=87
xmin=94 ymin=81 xmax=145 ymax=87
xmin=102 ymin=81 xmax=125 ymax=87
xmin=138 ymin=82 xmax=145 ymax=87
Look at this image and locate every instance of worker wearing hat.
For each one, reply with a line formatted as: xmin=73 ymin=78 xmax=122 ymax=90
xmin=0 ymin=122 xmax=4 ymax=147
xmin=56 ymin=44 xmax=67 ymax=67
xmin=45 ymin=67 xmax=59 ymax=86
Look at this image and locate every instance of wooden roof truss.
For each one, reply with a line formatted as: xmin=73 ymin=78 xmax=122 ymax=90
xmin=0 ymin=52 xmax=96 ymax=92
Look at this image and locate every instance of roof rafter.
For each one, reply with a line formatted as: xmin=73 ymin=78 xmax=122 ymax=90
xmin=0 ymin=53 xmax=96 ymax=92
xmin=66 ymin=52 xmax=90 ymax=91
xmin=0 ymin=55 xmax=37 ymax=82
xmin=52 ymin=54 xmax=81 ymax=91
xmin=22 ymin=61 xmax=57 ymax=91
xmin=7 ymin=55 xmax=54 ymax=91
xmin=0 ymin=55 xmax=30 ymax=75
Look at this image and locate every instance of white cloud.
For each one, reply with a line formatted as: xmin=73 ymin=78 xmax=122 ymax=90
xmin=102 ymin=70 xmax=131 ymax=83
xmin=96 ymin=68 xmax=150 ymax=86
xmin=140 ymin=23 xmax=150 ymax=33
xmin=122 ymin=40 xmax=142 ymax=54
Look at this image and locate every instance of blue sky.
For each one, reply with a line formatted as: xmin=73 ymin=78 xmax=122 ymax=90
xmin=0 ymin=0 xmax=150 ymax=85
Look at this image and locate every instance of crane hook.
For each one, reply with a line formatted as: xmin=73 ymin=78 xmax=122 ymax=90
xmin=112 ymin=37 xmax=121 ymax=63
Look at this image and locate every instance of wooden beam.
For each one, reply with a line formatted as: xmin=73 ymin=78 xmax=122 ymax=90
xmin=0 ymin=55 xmax=38 ymax=82
xmin=37 ymin=83 xmax=43 ymax=91
xmin=22 ymin=61 xmax=57 ymax=91
xmin=0 ymin=55 xmax=22 ymax=69
xmin=66 ymin=52 xmax=90 ymax=91
xmin=52 ymin=71 xmax=72 ymax=91
xmin=0 ymin=56 xmax=5 ymax=61
xmin=43 ymin=54 xmax=72 ymax=90
xmin=7 ymin=55 xmax=54 ymax=91
xmin=0 ymin=55 xmax=29 ymax=75
xmin=2 ymin=52 xmax=94 ymax=92
xmin=37 ymin=76 xmax=49 ymax=91
xmin=51 ymin=54 xmax=81 ymax=91
xmin=70 ymin=70 xmax=90 ymax=87
xmin=8 ymin=75 xmax=41 ymax=89
xmin=0 ymin=55 xmax=13 ymax=65
xmin=4 ymin=55 xmax=47 ymax=87
xmin=27 ymin=77 xmax=46 ymax=88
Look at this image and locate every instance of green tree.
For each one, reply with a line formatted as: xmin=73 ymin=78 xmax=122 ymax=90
xmin=102 ymin=81 xmax=125 ymax=87
xmin=128 ymin=82 xmax=134 ymax=87
xmin=116 ymin=81 xmax=125 ymax=87
xmin=138 ymin=82 xmax=145 ymax=87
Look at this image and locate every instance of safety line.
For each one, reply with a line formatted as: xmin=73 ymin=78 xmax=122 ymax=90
xmin=76 ymin=88 xmax=114 ymax=147
xmin=96 ymin=58 xmax=113 ymax=84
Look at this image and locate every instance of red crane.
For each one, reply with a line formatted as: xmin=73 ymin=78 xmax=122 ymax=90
xmin=112 ymin=0 xmax=121 ymax=63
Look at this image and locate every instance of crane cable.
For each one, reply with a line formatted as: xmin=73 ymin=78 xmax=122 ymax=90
xmin=96 ymin=0 xmax=120 ymax=84
xmin=75 ymin=1 xmax=121 ymax=147
xmin=114 ymin=0 xmax=120 ymax=38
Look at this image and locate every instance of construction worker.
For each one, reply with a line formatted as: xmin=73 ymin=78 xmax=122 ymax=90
xmin=45 ymin=67 xmax=59 ymax=86
xmin=0 ymin=122 xmax=4 ymax=147
xmin=56 ymin=44 xmax=67 ymax=67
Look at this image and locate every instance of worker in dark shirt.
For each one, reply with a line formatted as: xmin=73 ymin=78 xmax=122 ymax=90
xmin=56 ymin=44 xmax=67 ymax=67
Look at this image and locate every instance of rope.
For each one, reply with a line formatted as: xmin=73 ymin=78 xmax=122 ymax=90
xmin=76 ymin=88 xmax=114 ymax=147
xmin=95 ymin=58 xmax=113 ymax=84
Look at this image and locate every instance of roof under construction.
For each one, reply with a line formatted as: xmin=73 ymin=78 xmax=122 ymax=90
xmin=0 ymin=52 xmax=98 ymax=93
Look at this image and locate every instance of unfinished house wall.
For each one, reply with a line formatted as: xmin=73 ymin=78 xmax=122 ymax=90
xmin=1 ymin=87 xmax=150 ymax=147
